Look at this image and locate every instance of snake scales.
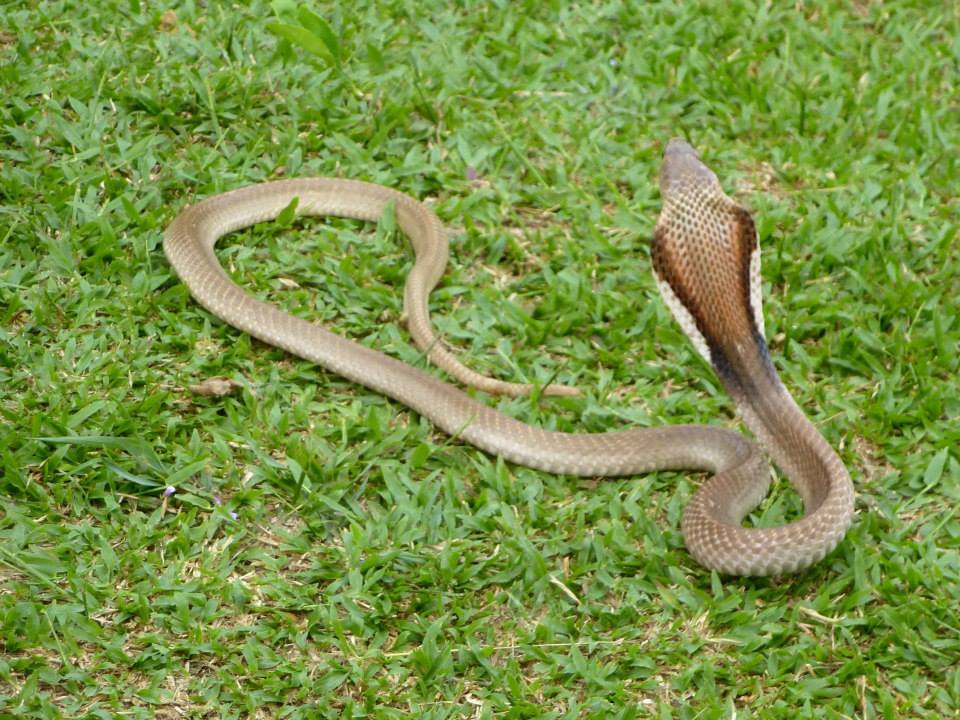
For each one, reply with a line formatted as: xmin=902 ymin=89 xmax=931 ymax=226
xmin=164 ymin=139 xmax=855 ymax=576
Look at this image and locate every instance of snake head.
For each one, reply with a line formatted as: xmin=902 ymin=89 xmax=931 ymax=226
xmin=659 ymin=139 xmax=722 ymax=198
xmin=651 ymin=139 xmax=771 ymax=390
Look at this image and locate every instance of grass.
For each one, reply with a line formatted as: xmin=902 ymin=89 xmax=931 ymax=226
xmin=1 ymin=0 xmax=959 ymax=717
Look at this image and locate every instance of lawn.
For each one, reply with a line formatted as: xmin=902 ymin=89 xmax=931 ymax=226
xmin=2 ymin=0 xmax=959 ymax=718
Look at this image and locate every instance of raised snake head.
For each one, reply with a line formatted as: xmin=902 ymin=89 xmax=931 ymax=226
xmin=651 ymin=139 xmax=774 ymax=395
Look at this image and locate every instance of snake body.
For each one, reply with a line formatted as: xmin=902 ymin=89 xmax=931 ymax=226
xmin=164 ymin=139 xmax=854 ymax=576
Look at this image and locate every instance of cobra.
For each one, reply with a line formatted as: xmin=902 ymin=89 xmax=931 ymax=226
xmin=164 ymin=139 xmax=855 ymax=576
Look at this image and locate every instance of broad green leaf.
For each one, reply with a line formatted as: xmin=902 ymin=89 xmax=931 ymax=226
xmin=923 ymin=447 xmax=948 ymax=487
xmin=366 ymin=41 xmax=385 ymax=74
xmin=37 ymin=435 xmax=165 ymax=472
xmin=266 ymin=22 xmax=334 ymax=63
xmin=275 ymin=195 xmax=299 ymax=226
xmin=297 ymin=7 xmax=340 ymax=62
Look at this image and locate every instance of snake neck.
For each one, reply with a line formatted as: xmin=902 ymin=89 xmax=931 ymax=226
xmin=714 ymin=336 xmax=845 ymax=517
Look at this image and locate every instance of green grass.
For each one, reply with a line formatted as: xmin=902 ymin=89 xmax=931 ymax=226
xmin=2 ymin=0 xmax=959 ymax=717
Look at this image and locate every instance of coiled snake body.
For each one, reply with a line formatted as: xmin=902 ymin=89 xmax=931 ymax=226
xmin=164 ymin=140 xmax=855 ymax=576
